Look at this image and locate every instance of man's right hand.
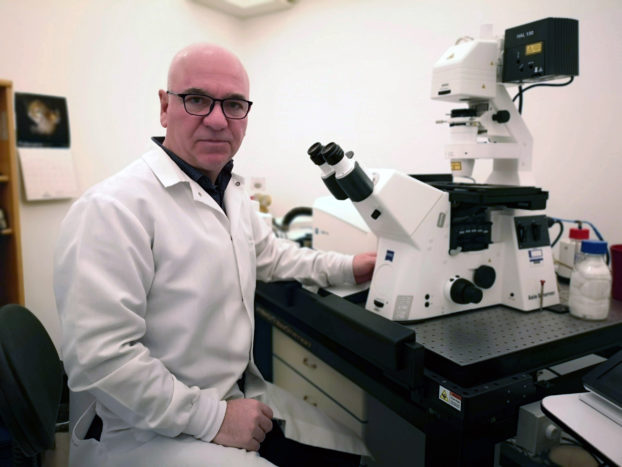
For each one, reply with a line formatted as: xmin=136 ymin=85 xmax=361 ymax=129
xmin=212 ymin=398 xmax=274 ymax=451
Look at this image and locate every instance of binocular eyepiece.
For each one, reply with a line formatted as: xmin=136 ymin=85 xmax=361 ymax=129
xmin=306 ymin=141 xmax=373 ymax=203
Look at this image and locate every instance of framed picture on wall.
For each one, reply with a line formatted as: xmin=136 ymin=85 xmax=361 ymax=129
xmin=14 ymin=92 xmax=70 ymax=148
xmin=13 ymin=92 xmax=78 ymax=201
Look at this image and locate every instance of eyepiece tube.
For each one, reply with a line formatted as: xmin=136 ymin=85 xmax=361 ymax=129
xmin=307 ymin=142 xmax=326 ymax=166
xmin=339 ymin=162 xmax=374 ymax=202
xmin=307 ymin=142 xmax=348 ymax=200
xmin=320 ymin=142 xmax=345 ymax=166
xmin=320 ymin=142 xmax=374 ymax=203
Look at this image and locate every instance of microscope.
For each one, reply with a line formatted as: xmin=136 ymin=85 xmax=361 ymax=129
xmin=308 ymin=18 xmax=578 ymax=321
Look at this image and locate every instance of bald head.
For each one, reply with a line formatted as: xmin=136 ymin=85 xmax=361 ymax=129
xmin=167 ymin=43 xmax=249 ymax=95
xmin=159 ymin=43 xmax=251 ymax=182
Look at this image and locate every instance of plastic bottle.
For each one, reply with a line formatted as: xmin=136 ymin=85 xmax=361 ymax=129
xmin=568 ymin=240 xmax=612 ymax=320
xmin=557 ymin=227 xmax=590 ymax=281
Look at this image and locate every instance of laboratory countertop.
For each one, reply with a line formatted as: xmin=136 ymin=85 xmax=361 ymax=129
xmin=406 ymin=297 xmax=622 ymax=386
xmin=255 ymin=281 xmax=622 ymax=466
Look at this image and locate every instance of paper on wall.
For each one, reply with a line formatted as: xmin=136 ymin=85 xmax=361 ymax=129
xmin=17 ymin=147 xmax=79 ymax=201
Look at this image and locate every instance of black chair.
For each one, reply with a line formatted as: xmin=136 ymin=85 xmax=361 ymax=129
xmin=0 ymin=304 xmax=63 ymax=467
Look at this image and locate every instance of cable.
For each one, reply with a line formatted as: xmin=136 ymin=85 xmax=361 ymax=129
xmin=513 ymin=76 xmax=575 ymax=101
xmin=281 ymin=207 xmax=312 ymax=229
xmin=512 ymin=77 xmax=575 ymax=114
xmin=549 ymin=217 xmax=604 ymax=242
xmin=549 ymin=217 xmax=610 ymax=265
xmin=272 ymin=206 xmax=312 ymax=233
xmin=547 ymin=217 xmax=564 ymax=248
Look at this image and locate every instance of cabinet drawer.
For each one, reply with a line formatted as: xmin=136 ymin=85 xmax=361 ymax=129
xmin=273 ymin=357 xmax=366 ymax=437
xmin=272 ymin=328 xmax=366 ymax=420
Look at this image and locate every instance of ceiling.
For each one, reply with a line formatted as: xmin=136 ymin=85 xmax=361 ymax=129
xmin=191 ymin=0 xmax=298 ymax=18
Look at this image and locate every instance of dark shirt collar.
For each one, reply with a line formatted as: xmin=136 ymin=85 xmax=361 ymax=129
xmin=151 ymin=137 xmax=233 ymax=209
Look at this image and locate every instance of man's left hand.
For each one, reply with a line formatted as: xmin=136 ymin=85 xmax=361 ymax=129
xmin=352 ymin=252 xmax=376 ymax=284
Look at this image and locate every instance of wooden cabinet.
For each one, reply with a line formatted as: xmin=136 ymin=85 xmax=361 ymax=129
xmin=270 ymin=327 xmax=426 ymax=467
xmin=0 ymin=80 xmax=24 ymax=305
xmin=271 ymin=328 xmax=368 ymax=436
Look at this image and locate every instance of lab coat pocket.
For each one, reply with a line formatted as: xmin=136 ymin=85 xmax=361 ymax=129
xmin=260 ymin=381 xmax=369 ymax=457
xmin=70 ymin=402 xmax=108 ymax=466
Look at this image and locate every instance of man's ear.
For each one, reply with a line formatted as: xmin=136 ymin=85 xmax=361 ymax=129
xmin=158 ymin=89 xmax=168 ymax=128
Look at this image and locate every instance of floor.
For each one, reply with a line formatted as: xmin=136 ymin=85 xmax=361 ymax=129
xmin=43 ymin=432 xmax=69 ymax=467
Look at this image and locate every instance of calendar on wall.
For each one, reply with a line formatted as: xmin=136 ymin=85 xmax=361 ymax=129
xmin=14 ymin=92 xmax=79 ymax=201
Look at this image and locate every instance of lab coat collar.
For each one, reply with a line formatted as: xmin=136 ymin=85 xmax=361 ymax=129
xmin=150 ymin=137 xmax=234 ymax=207
xmin=142 ymin=143 xmax=246 ymax=227
xmin=142 ymin=143 xmax=192 ymax=189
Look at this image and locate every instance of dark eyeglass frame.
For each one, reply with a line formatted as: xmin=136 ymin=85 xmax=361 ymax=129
xmin=166 ymin=91 xmax=253 ymax=119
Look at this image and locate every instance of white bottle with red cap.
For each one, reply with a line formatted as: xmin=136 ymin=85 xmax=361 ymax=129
xmin=557 ymin=227 xmax=590 ymax=281
xmin=568 ymin=240 xmax=612 ymax=320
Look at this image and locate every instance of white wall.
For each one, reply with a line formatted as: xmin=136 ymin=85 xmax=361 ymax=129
xmin=0 ymin=0 xmax=242 ymax=351
xmin=0 ymin=0 xmax=620 ymax=350
xmin=236 ymin=0 xmax=622 ymax=241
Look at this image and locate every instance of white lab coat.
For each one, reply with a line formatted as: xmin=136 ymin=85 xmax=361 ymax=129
xmin=54 ymin=143 xmax=368 ymax=466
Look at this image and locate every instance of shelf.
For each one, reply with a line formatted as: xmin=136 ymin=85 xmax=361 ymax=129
xmin=0 ymin=79 xmax=24 ymax=305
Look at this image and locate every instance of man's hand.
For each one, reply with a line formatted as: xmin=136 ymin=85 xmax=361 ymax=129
xmin=213 ymin=399 xmax=274 ymax=451
xmin=353 ymin=252 xmax=376 ymax=284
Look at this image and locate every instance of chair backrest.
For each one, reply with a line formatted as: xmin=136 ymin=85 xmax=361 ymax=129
xmin=0 ymin=304 xmax=63 ymax=458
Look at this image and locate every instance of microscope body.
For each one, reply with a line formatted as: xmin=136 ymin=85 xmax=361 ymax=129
xmin=309 ymin=144 xmax=558 ymax=321
xmin=363 ymin=177 xmax=559 ymax=321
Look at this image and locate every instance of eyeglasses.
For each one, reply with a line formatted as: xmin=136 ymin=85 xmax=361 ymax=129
xmin=167 ymin=91 xmax=252 ymax=119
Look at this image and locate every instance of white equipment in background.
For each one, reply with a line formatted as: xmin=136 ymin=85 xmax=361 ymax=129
xmin=431 ymin=18 xmax=578 ymax=186
xmin=431 ymin=27 xmax=533 ymax=186
xmin=312 ymin=196 xmax=377 ymax=256
xmin=306 ymin=18 xmax=578 ymax=321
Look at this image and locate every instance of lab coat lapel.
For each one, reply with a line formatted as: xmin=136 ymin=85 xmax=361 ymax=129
xmin=224 ymin=175 xmax=256 ymax=321
xmin=224 ymin=174 xmax=244 ymax=233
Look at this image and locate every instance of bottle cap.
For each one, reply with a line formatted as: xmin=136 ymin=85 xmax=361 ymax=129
xmin=580 ymin=240 xmax=608 ymax=255
xmin=569 ymin=228 xmax=590 ymax=240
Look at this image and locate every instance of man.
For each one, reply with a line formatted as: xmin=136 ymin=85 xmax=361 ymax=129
xmin=54 ymin=43 xmax=375 ymax=466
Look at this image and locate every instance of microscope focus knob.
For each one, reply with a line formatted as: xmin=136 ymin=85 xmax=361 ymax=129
xmin=492 ymin=110 xmax=511 ymax=123
xmin=449 ymin=278 xmax=483 ymax=305
xmin=473 ymin=265 xmax=496 ymax=289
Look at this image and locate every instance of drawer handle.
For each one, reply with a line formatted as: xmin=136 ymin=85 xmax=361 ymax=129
xmin=303 ymin=395 xmax=318 ymax=407
xmin=302 ymin=357 xmax=317 ymax=369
